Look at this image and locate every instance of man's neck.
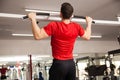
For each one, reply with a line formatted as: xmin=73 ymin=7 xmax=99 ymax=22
xmin=62 ymin=19 xmax=71 ymax=24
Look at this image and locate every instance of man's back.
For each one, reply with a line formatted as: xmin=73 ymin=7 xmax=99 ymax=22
xmin=44 ymin=21 xmax=84 ymax=60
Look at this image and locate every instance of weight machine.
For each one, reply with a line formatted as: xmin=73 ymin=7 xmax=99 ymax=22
xmin=76 ymin=53 xmax=118 ymax=80
xmin=76 ymin=56 xmax=107 ymax=80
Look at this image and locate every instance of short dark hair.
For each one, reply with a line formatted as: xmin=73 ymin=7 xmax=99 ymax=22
xmin=61 ymin=2 xmax=74 ymax=19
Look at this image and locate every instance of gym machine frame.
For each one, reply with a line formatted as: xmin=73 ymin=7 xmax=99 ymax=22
xmin=76 ymin=56 xmax=107 ymax=80
xmin=76 ymin=53 xmax=118 ymax=80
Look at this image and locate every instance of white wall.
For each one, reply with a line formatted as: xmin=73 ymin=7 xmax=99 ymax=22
xmin=0 ymin=39 xmax=119 ymax=56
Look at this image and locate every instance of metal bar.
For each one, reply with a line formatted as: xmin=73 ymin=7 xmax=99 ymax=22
xmin=0 ymin=13 xmax=120 ymax=25
xmin=92 ymin=56 xmax=106 ymax=60
xmin=74 ymin=15 xmax=95 ymax=23
xmin=108 ymin=49 xmax=120 ymax=55
xmin=29 ymin=54 xmax=32 ymax=80
xmin=76 ymin=56 xmax=89 ymax=61
xmin=0 ymin=13 xmax=25 ymax=18
xmin=23 ymin=13 xmax=50 ymax=19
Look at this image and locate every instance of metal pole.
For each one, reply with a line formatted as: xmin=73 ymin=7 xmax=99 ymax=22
xmin=29 ymin=54 xmax=32 ymax=80
xmin=0 ymin=13 xmax=120 ymax=25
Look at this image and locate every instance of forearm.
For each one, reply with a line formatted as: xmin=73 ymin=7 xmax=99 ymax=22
xmin=31 ymin=19 xmax=41 ymax=39
xmin=28 ymin=12 xmax=49 ymax=40
xmin=82 ymin=16 xmax=92 ymax=40
xmin=85 ymin=23 xmax=92 ymax=40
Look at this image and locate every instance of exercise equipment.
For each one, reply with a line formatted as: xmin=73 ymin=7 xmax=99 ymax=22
xmin=107 ymin=34 xmax=120 ymax=58
xmin=22 ymin=12 xmax=120 ymax=25
xmin=76 ymin=56 xmax=106 ymax=80
xmin=102 ymin=35 xmax=120 ymax=80
xmin=0 ymin=12 xmax=120 ymax=25
xmin=103 ymin=54 xmax=117 ymax=80
xmin=23 ymin=12 xmax=95 ymax=24
xmin=23 ymin=13 xmax=50 ymax=19
xmin=76 ymin=55 xmax=117 ymax=80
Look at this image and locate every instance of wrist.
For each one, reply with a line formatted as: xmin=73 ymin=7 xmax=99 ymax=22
xmin=31 ymin=18 xmax=36 ymax=22
xmin=87 ymin=23 xmax=92 ymax=26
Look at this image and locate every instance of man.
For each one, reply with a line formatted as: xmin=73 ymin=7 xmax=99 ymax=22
xmin=0 ymin=65 xmax=8 ymax=80
xmin=28 ymin=2 xmax=92 ymax=80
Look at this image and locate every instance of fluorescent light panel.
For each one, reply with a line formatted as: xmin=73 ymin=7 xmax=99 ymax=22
xmin=0 ymin=56 xmax=29 ymax=62
xmin=73 ymin=54 xmax=78 ymax=57
xmin=35 ymin=55 xmax=50 ymax=58
xmin=91 ymin=35 xmax=102 ymax=38
xmin=12 ymin=33 xmax=33 ymax=36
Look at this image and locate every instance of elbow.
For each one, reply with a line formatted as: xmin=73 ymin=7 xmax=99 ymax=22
xmin=86 ymin=35 xmax=91 ymax=40
xmin=82 ymin=34 xmax=91 ymax=40
xmin=84 ymin=37 xmax=91 ymax=40
xmin=34 ymin=37 xmax=40 ymax=40
xmin=86 ymin=37 xmax=91 ymax=40
xmin=84 ymin=32 xmax=91 ymax=40
xmin=33 ymin=32 xmax=43 ymax=40
xmin=34 ymin=35 xmax=41 ymax=40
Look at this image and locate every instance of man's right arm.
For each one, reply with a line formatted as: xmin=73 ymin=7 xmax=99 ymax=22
xmin=28 ymin=13 xmax=49 ymax=40
xmin=81 ymin=16 xmax=93 ymax=40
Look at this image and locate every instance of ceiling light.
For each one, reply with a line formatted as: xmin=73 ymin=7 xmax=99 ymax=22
xmin=91 ymin=35 xmax=102 ymax=38
xmin=0 ymin=55 xmax=51 ymax=62
xmin=0 ymin=56 xmax=29 ymax=62
xmin=35 ymin=55 xmax=50 ymax=58
xmin=73 ymin=54 xmax=78 ymax=57
xmin=94 ymin=20 xmax=120 ymax=25
xmin=78 ymin=35 xmax=102 ymax=38
xmin=12 ymin=33 xmax=33 ymax=36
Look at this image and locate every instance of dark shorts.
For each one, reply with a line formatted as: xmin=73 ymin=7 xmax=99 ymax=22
xmin=49 ymin=59 xmax=76 ymax=80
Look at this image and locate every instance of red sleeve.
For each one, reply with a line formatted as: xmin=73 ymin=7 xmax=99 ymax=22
xmin=78 ymin=24 xmax=85 ymax=37
xmin=43 ymin=22 xmax=55 ymax=36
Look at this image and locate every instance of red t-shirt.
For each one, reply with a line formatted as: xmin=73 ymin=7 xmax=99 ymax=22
xmin=0 ymin=68 xmax=7 ymax=75
xmin=44 ymin=21 xmax=84 ymax=60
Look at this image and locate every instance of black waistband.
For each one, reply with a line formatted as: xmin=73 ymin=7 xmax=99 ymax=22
xmin=53 ymin=58 xmax=73 ymax=62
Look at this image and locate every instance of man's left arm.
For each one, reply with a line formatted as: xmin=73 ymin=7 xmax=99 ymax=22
xmin=28 ymin=12 xmax=49 ymax=40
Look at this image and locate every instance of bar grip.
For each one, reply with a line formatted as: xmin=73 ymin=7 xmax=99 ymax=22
xmin=23 ymin=13 xmax=50 ymax=19
xmin=23 ymin=16 xmax=28 ymax=19
xmin=74 ymin=15 xmax=95 ymax=24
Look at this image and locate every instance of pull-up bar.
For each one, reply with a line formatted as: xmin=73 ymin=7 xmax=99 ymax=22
xmin=23 ymin=12 xmax=95 ymax=23
xmin=0 ymin=13 xmax=120 ymax=25
xmin=22 ymin=13 xmax=120 ymax=25
xmin=23 ymin=13 xmax=50 ymax=19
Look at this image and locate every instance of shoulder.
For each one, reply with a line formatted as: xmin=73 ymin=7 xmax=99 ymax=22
xmin=71 ymin=22 xmax=81 ymax=26
xmin=70 ymin=22 xmax=83 ymax=28
xmin=48 ymin=21 xmax=57 ymax=25
xmin=44 ymin=21 xmax=57 ymax=29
